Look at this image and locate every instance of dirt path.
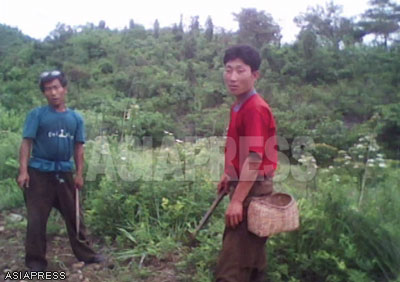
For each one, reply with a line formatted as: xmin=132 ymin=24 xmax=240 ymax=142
xmin=0 ymin=209 xmax=179 ymax=282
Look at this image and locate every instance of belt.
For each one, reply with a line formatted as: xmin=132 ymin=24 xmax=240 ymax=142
xmin=229 ymin=178 xmax=274 ymax=207
xmin=29 ymin=157 xmax=73 ymax=172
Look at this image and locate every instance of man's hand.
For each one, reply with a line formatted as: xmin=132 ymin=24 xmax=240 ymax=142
xmin=217 ymin=173 xmax=231 ymax=194
xmin=17 ymin=171 xmax=30 ymax=189
xmin=74 ymin=174 xmax=84 ymax=190
xmin=225 ymin=199 xmax=243 ymax=228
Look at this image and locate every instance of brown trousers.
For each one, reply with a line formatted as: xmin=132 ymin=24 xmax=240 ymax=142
xmin=23 ymin=167 xmax=97 ymax=269
xmin=215 ymin=178 xmax=274 ymax=282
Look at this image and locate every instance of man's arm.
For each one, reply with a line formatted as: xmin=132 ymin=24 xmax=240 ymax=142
xmin=225 ymin=152 xmax=262 ymax=228
xmin=74 ymin=142 xmax=84 ymax=190
xmin=17 ymin=138 xmax=32 ymax=188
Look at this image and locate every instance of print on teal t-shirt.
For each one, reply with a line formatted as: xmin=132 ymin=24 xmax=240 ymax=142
xmin=22 ymin=105 xmax=85 ymax=172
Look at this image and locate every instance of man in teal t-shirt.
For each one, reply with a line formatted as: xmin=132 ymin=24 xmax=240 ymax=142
xmin=17 ymin=70 xmax=104 ymax=271
xmin=22 ymin=104 xmax=85 ymax=172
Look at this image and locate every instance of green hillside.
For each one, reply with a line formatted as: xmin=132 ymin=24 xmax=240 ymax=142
xmin=1 ymin=2 xmax=400 ymax=281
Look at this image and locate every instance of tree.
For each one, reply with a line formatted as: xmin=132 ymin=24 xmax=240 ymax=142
xmin=294 ymin=2 xmax=360 ymax=50
xmin=234 ymin=8 xmax=281 ymax=48
xmin=154 ymin=19 xmax=160 ymax=39
xmin=205 ymin=16 xmax=214 ymax=41
xmin=0 ymin=24 xmax=31 ymax=58
xmin=46 ymin=23 xmax=74 ymax=43
xmin=299 ymin=29 xmax=318 ymax=59
xmin=172 ymin=15 xmax=184 ymax=41
xmin=129 ymin=19 xmax=135 ymax=29
xmin=98 ymin=20 xmax=106 ymax=30
xmin=359 ymin=0 xmax=400 ymax=48
xmin=172 ymin=24 xmax=183 ymax=41
xmin=178 ymin=14 xmax=184 ymax=33
xmin=183 ymin=37 xmax=196 ymax=59
xmin=190 ymin=16 xmax=200 ymax=35
xmin=185 ymin=60 xmax=197 ymax=86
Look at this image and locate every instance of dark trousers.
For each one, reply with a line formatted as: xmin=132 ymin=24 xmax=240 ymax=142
xmin=215 ymin=179 xmax=274 ymax=282
xmin=23 ymin=167 xmax=97 ymax=269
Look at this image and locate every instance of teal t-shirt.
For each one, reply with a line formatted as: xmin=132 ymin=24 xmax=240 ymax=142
xmin=22 ymin=105 xmax=85 ymax=172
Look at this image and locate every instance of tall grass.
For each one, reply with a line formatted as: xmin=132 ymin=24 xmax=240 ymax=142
xmin=81 ymin=141 xmax=400 ymax=281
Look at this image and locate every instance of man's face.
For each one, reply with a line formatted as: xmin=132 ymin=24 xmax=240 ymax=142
xmin=43 ymin=79 xmax=67 ymax=108
xmin=223 ymin=58 xmax=259 ymax=97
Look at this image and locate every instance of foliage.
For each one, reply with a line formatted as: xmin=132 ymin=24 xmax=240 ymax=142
xmin=0 ymin=24 xmax=32 ymax=59
xmin=80 ymin=137 xmax=400 ymax=281
xmin=0 ymin=131 xmax=20 ymax=179
xmin=294 ymin=2 xmax=361 ymax=50
xmin=312 ymin=143 xmax=339 ymax=167
xmin=0 ymin=178 xmax=24 ymax=210
xmin=359 ymin=0 xmax=400 ymax=47
xmin=376 ymin=102 xmax=400 ymax=154
xmin=1 ymin=3 xmax=400 ymax=281
xmin=268 ymin=172 xmax=400 ymax=281
xmin=234 ymin=8 xmax=281 ymax=48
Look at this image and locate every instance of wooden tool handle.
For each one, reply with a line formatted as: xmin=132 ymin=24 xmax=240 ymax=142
xmin=76 ymin=189 xmax=80 ymax=240
xmin=192 ymin=192 xmax=226 ymax=236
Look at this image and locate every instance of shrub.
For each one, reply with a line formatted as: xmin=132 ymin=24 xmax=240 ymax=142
xmin=312 ymin=143 xmax=338 ymax=167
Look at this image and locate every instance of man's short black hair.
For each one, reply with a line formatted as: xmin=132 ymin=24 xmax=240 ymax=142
xmin=39 ymin=70 xmax=68 ymax=92
xmin=223 ymin=45 xmax=261 ymax=72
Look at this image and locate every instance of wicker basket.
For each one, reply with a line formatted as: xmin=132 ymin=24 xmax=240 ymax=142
xmin=247 ymin=193 xmax=300 ymax=237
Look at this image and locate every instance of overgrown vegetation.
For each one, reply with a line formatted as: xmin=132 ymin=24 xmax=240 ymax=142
xmin=1 ymin=0 xmax=399 ymax=280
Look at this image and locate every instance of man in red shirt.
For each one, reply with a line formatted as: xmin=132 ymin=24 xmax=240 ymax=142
xmin=215 ymin=45 xmax=278 ymax=282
